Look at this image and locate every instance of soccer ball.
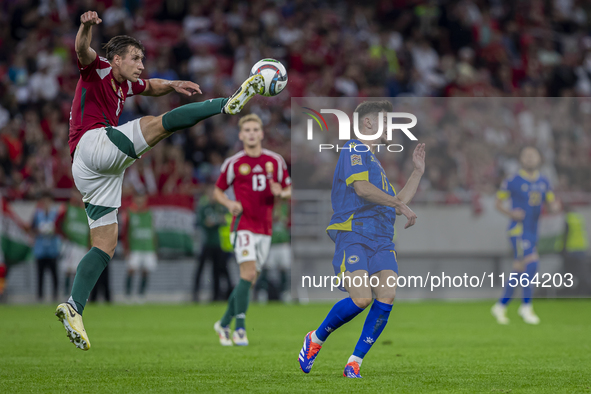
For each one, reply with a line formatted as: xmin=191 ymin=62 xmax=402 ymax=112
xmin=250 ymin=59 xmax=288 ymax=97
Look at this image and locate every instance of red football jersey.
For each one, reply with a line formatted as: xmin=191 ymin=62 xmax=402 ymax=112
xmin=216 ymin=149 xmax=291 ymax=236
xmin=68 ymin=55 xmax=147 ymax=156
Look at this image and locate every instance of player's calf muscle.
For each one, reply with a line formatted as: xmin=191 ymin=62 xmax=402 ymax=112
xmin=239 ymin=261 xmax=257 ymax=282
xmin=90 ymin=224 xmax=118 ymax=257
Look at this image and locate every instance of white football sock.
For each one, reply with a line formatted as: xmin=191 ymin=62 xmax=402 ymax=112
xmin=348 ymin=355 xmax=363 ymax=366
xmin=311 ymin=331 xmax=324 ymax=345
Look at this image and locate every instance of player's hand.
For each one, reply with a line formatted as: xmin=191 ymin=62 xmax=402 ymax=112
xmin=412 ymin=143 xmax=426 ymax=175
xmin=172 ymin=80 xmax=202 ymax=96
xmin=510 ymin=208 xmax=525 ymax=221
xmin=396 ymin=200 xmax=417 ymax=229
xmin=270 ymin=180 xmax=283 ymax=197
xmin=228 ymin=201 xmax=243 ymax=216
xmin=81 ymin=11 xmax=102 ymax=27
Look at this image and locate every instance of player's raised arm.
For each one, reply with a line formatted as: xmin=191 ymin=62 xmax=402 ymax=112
xmin=352 ymin=181 xmax=417 ymax=229
xmin=141 ymin=79 xmax=202 ymax=97
xmin=396 ymin=143 xmax=425 ymax=205
xmin=76 ymin=11 xmax=101 ymax=66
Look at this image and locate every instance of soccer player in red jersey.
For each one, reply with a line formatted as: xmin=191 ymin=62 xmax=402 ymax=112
xmin=213 ymin=114 xmax=291 ymax=346
xmin=56 ymin=11 xmax=266 ymax=350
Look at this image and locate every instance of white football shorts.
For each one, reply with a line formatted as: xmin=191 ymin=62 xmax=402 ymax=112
xmin=72 ymin=118 xmax=150 ymax=229
xmin=231 ymin=230 xmax=271 ymax=270
xmin=126 ymin=251 xmax=158 ymax=272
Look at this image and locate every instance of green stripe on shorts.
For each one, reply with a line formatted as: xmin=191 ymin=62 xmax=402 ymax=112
xmin=105 ymin=126 xmax=138 ymax=159
xmin=85 ymin=203 xmax=117 ymax=221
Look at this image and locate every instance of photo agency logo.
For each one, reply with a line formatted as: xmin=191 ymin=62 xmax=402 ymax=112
xmin=302 ymin=107 xmax=418 ymax=152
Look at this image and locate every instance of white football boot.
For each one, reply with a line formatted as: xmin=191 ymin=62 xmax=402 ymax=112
xmin=491 ymin=303 xmax=510 ymax=325
xmin=518 ymin=303 xmax=540 ymax=325
xmin=214 ymin=321 xmax=233 ymax=346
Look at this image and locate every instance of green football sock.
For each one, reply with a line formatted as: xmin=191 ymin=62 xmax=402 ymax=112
xmin=220 ymin=287 xmax=237 ymax=327
xmin=162 ymin=98 xmax=228 ymax=132
xmin=139 ymin=274 xmax=148 ymax=295
xmin=125 ymin=274 xmax=133 ymax=296
xmin=234 ymin=279 xmax=252 ymax=330
xmin=70 ymin=247 xmax=110 ymax=315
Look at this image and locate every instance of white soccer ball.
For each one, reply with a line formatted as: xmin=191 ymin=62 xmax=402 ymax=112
xmin=250 ymin=58 xmax=288 ymax=97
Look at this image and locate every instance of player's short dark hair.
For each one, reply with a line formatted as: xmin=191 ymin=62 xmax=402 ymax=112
xmin=102 ymin=35 xmax=145 ymax=62
xmin=354 ymin=100 xmax=394 ymax=120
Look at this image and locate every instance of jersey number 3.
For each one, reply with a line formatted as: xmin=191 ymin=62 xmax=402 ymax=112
xmin=252 ymin=174 xmax=266 ymax=191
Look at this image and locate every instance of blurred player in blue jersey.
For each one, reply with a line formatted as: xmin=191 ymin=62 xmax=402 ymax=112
xmin=492 ymin=147 xmax=560 ymax=325
xmin=298 ymin=100 xmax=425 ymax=378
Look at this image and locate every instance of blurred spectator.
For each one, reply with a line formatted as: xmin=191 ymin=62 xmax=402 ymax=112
xmin=193 ymin=185 xmax=232 ymax=302
xmin=31 ymin=191 xmax=60 ymax=301
xmin=122 ymin=192 xmax=158 ymax=300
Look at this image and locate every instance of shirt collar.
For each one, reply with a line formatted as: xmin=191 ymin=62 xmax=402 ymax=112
xmin=519 ymin=169 xmax=540 ymax=181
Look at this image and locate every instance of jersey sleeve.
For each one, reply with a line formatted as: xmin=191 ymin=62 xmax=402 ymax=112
xmin=342 ymin=142 xmax=369 ymax=187
xmin=544 ymin=179 xmax=555 ymax=203
xmin=277 ymin=154 xmax=291 ymax=188
xmin=496 ymin=176 xmax=513 ymax=200
xmin=126 ymin=78 xmax=147 ymax=96
xmin=77 ymin=55 xmax=100 ymax=81
xmin=216 ymin=158 xmax=234 ymax=191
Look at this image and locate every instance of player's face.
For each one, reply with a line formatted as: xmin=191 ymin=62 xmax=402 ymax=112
xmin=520 ymin=147 xmax=541 ymax=171
xmin=239 ymin=121 xmax=263 ymax=148
xmin=117 ymin=46 xmax=145 ymax=82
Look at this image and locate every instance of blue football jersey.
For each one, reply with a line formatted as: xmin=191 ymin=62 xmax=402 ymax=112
xmin=327 ymin=139 xmax=397 ymax=241
xmin=497 ymin=170 xmax=555 ymax=239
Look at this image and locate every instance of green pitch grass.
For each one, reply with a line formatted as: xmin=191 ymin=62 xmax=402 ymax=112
xmin=1 ymin=300 xmax=590 ymax=393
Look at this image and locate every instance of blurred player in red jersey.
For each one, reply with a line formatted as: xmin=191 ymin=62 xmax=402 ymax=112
xmin=56 ymin=11 xmax=266 ymax=351
xmin=213 ymin=114 xmax=291 ymax=346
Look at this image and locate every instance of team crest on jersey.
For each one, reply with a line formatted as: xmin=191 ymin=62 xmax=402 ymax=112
xmin=521 ymin=184 xmax=528 ymax=192
xmin=265 ymin=161 xmax=274 ymax=173
xmin=348 ymin=255 xmax=360 ymax=264
xmin=253 ymin=164 xmax=263 ymax=173
xmin=239 ymin=163 xmax=251 ymax=175
xmin=351 ymin=154 xmax=362 ymax=166
xmin=242 ymin=250 xmax=249 ymax=256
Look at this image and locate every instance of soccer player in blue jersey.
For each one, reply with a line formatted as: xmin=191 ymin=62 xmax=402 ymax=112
xmin=491 ymin=147 xmax=560 ymax=325
xmin=298 ymin=100 xmax=425 ymax=378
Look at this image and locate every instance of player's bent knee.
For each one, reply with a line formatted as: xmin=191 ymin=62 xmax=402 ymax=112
xmin=351 ymin=297 xmax=373 ymax=309
xmin=140 ymin=115 xmax=169 ymax=147
xmin=375 ymin=287 xmax=396 ymax=301
xmin=376 ymin=297 xmax=395 ymax=305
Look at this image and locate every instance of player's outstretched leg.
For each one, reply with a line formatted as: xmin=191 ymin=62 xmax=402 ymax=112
xmin=140 ymin=75 xmax=264 ymax=148
xmin=223 ymin=74 xmax=264 ymax=115
xmin=518 ymin=261 xmax=540 ymax=324
xmin=343 ymin=300 xmax=393 ymax=378
xmin=298 ymin=298 xmax=364 ymax=373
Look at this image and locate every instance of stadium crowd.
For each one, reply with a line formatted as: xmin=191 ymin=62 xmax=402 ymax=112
xmin=1 ymin=0 xmax=591 ymax=201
